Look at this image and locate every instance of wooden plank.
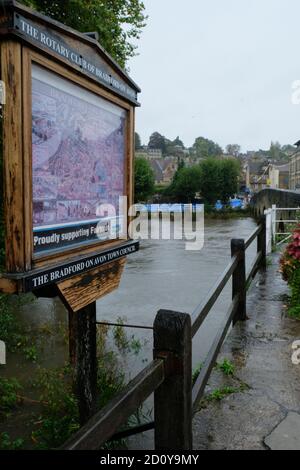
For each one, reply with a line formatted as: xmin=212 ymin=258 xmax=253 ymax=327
xmin=1 ymin=40 xmax=24 ymax=273
xmin=192 ymin=295 xmax=239 ymax=415
xmin=0 ymin=276 xmax=18 ymax=294
xmin=257 ymin=216 xmax=267 ymax=269
xmin=68 ymin=301 xmax=97 ymax=425
xmin=231 ymin=239 xmax=246 ymax=324
xmin=154 ymin=310 xmax=192 ymax=451
xmin=246 ymin=251 xmax=262 ymax=285
xmin=22 ymin=47 xmax=33 ymax=271
xmin=33 ymin=238 xmax=130 ymax=269
xmin=62 ymin=359 xmax=164 ymax=450
xmin=127 ymin=107 xmax=135 ymax=218
xmin=191 ymin=255 xmax=238 ymax=337
xmin=244 ymin=225 xmax=262 ymax=249
xmin=57 ymin=259 xmax=126 ymax=312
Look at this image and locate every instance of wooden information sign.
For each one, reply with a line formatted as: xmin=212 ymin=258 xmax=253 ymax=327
xmin=0 ymin=1 xmax=141 ymax=423
xmin=0 ymin=0 xmax=140 ymax=307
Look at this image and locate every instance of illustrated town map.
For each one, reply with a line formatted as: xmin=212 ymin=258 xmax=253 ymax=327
xmin=32 ymin=69 xmax=126 ymax=230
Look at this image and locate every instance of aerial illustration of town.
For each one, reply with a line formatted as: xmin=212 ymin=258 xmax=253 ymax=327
xmin=32 ymin=69 xmax=126 ymax=236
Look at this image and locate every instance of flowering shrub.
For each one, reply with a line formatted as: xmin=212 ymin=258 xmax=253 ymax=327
xmin=280 ymin=226 xmax=300 ymax=317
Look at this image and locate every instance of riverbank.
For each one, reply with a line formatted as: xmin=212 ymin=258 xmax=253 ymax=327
xmin=204 ymin=208 xmax=252 ymax=219
xmin=193 ymin=249 xmax=300 ymax=450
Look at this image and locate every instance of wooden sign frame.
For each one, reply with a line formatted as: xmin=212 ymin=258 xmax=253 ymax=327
xmin=0 ymin=1 xmax=140 ymax=298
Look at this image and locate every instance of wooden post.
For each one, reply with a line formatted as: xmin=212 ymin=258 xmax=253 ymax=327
xmin=69 ymin=301 xmax=98 ymax=425
xmin=231 ymin=239 xmax=246 ymax=324
xmin=258 ymin=215 xmax=267 ymax=269
xmin=153 ymin=309 xmax=192 ymax=450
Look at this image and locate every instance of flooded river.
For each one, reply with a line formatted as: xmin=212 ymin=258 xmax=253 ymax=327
xmin=8 ymin=217 xmax=257 ymax=382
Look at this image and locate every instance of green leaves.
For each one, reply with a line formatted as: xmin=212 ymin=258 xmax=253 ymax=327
xmin=0 ymin=377 xmax=22 ymax=414
xmin=168 ymin=166 xmax=202 ymax=203
xmin=168 ymin=158 xmax=240 ymax=204
xmin=192 ymin=136 xmax=223 ymax=159
xmin=20 ymin=0 xmax=147 ymax=68
xmin=134 ymin=157 xmax=155 ymax=202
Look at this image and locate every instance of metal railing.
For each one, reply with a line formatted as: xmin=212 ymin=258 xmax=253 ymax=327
xmin=62 ymin=216 xmax=267 ymax=451
xmin=266 ymin=205 xmax=300 ymax=247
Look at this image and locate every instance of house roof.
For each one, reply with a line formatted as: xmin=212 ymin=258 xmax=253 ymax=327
xmin=150 ymin=159 xmax=176 ymax=181
xmin=247 ymin=161 xmax=267 ymax=174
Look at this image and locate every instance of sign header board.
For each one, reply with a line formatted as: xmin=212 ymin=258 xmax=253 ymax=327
xmin=14 ymin=13 xmax=139 ymax=104
xmin=23 ymin=241 xmax=139 ymax=292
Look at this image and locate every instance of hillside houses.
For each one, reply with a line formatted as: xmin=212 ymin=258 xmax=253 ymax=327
xmin=149 ymin=158 xmax=178 ymax=185
xmin=243 ymin=160 xmax=289 ymax=192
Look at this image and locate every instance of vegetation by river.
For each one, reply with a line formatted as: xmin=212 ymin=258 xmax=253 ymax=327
xmin=0 ymin=296 xmax=144 ymax=449
xmin=135 ymin=157 xmax=241 ymax=205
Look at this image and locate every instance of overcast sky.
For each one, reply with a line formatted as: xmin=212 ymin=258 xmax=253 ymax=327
xmin=128 ymin=0 xmax=300 ymax=152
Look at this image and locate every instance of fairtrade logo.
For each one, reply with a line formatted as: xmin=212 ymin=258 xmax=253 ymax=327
xmin=291 ymin=340 xmax=300 ymax=365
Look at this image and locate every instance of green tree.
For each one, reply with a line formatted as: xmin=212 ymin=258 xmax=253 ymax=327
xmin=148 ymin=132 xmax=166 ymax=154
xmin=198 ymin=158 xmax=240 ymax=204
xmin=20 ymin=0 xmax=147 ymax=68
xmin=193 ymin=136 xmax=223 ymax=159
xmin=225 ymin=144 xmax=241 ymax=158
xmin=135 ymin=132 xmax=142 ymax=150
xmin=269 ymin=141 xmax=284 ymax=160
xmin=198 ymin=159 xmax=223 ymax=204
xmin=168 ymin=166 xmax=201 ymax=203
xmin=134 ymin=157 xmax=155 ymax=202
xmin=173 ymin=136 xmax=184 ymax=148
xmin=219 ymin=159 xmax=240 ymax=202
xmin=165 ymin=136 xmax=186 ymax=157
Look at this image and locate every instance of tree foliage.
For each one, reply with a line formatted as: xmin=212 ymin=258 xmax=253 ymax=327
xmin=173 ymin=136 xmax=184 ymax=148
xmin=192 ymin=136 xmax=223 ymax=159
xmin=269 ymin=141 xmax=285 ymax=161
xmin=20 ymin=0 xmax=147 ymax=68
xmin=135 ymin=132 xmax=142 ymax=150
xmin=147 ymin=132 xmax=186 ymax=157
xmin=134 ymin=157 xmax=155 ymax=202
xmin=148 ymin=132 xmax=166 ymax=154
xmin=168 ymin=158 xmax=240 ymax=204
xmin=167 ymin=166 xmax=201 ymax=203
xmin=225 ymin=144 xmax=241 ymax=157
xmin=198 ymin=158 xmax=240 ymax=203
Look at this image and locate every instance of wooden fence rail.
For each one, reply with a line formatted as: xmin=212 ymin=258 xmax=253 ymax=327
xmin=62 ymin=216 xmax=267 ymax=450
xmin=63 ymin=359 xmax=165 ymax=450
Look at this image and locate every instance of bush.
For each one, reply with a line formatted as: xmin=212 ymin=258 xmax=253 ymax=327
xmin=280 ymin=226 xmax=300 ymax=317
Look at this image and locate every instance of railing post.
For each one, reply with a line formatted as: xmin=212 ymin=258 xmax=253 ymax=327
xmin=271 ymin=204 xmax=276 ymax=246
xmin=69 ymin=301 xmax=98 ymax=425
xmin=257 ymin=214 xmax=267 ymax=269
xmin=153 ymin=310 xmax=192 ymax=450
xmin=231 ymin=239 xmax=246 ymax=324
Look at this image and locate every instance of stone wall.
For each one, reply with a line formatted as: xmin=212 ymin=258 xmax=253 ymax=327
xmin=251 ymin=189 xmax=300 ymax=216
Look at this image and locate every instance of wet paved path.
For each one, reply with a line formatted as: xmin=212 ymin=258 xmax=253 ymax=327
xmin=193 ymin=250 xmax=300 ymax=450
